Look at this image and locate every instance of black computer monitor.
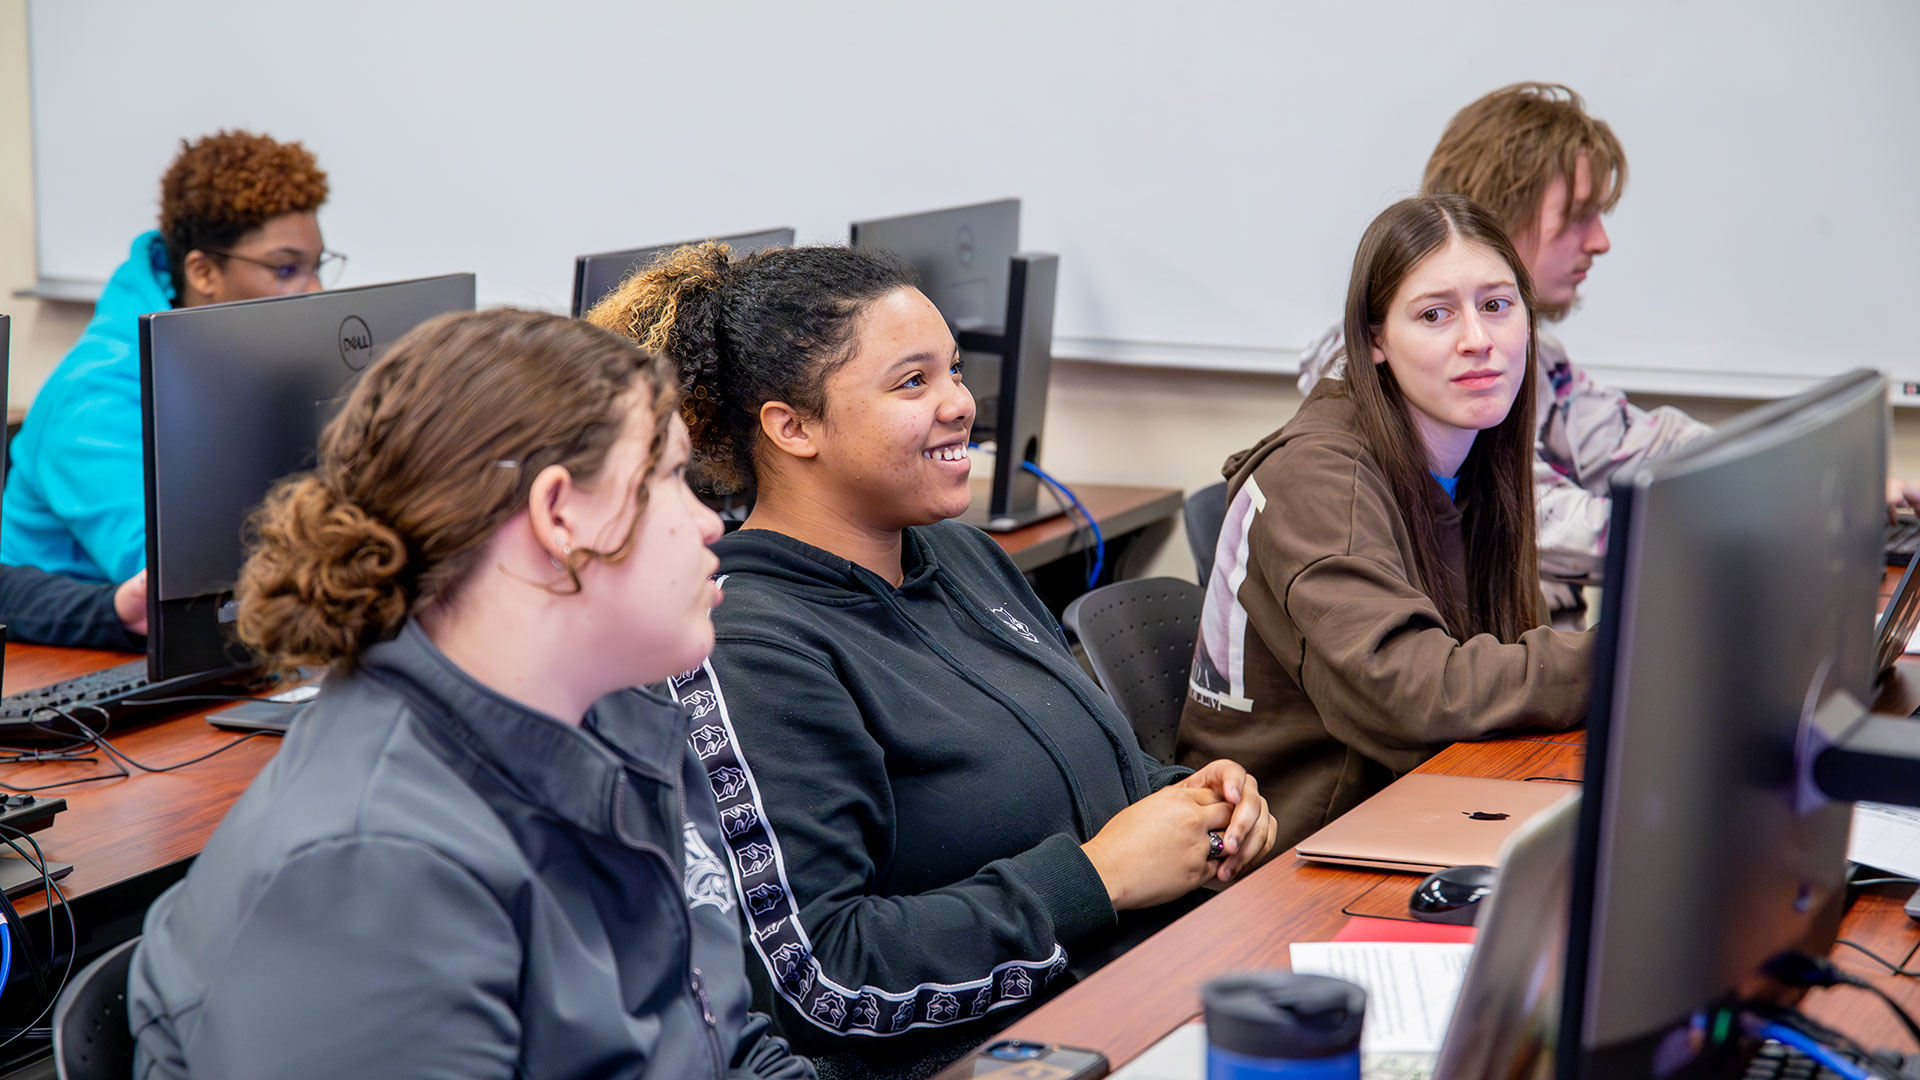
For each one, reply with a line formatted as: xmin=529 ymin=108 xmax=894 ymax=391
xmin=1561 ymin=368 xmax=1886 ymax=1079
xmin=138 ymin=275 xmax=476 ymax=683
xmin=1 ymin=312 xmax=10 ymax=493
xmin=851 ymin=199 xmax=1060 ymax=531
xmin=570 ymin=228 xmax=795 ymax=319
xmin=1 ymin=312 xmax=9 ymax=657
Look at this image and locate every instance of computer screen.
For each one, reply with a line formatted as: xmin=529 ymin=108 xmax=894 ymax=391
xmin=850 ymin=200 xmax=1017 ymax=335
xmin=571 ymin=228 xmax=795 ymax=319
xmin=851 ymin=199 xmax=1020 ymax=434
xmin=1434 ymin=792 xmax=1578 ymax=1080
xmin=1561 ymin=368 xmax=1885 ymax=1079
xmin=139 ymin=275 xmax=476 ymax=681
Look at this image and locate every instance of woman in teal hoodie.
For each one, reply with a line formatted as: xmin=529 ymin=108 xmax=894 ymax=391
xmin=2 ymin=130 xmax=336 ymax=583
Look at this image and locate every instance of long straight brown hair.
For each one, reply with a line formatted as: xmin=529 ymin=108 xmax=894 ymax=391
xmin=1341 ymin=195 xmax=1543 ymax=641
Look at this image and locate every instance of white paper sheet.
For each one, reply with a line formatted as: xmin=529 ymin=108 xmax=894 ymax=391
xmin=1287 ymin=942 xmax=1474 ymax=1054
xmin=1850 ymin=802 xmax=1920 ymax=879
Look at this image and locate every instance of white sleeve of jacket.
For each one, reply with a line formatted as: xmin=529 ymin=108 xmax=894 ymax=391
xmin=1535 ymin=351 xmax=1713 ymax=582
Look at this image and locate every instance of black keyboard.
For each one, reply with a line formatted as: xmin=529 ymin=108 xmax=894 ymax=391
xmin=1889 ymin=518 xmax=1920 ymax=566
xmin=0 ymin=659 xmax=237 ymax=736
xmin=1746 ymin=1040 xmax=1910 ymax=1079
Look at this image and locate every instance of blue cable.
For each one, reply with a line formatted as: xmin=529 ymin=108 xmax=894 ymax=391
xmin=0 ymin=912 xmax=11 ymax=1003
xmin=1020 ymin=461 xmax=1104 ymax=587
xmin=1753 ymin=1020 xmax=1873 ymax=1080
xmin=963 ymin=443 xmax=1107 ymax=588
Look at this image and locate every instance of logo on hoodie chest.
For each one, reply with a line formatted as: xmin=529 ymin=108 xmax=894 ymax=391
xmin=990 ymin=605 xmax=1040 ymax=643
xmin=682 ymin=821 xmax=734 ymax=913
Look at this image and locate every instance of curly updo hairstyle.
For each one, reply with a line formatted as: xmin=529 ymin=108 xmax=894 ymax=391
xmin=584 ymin=243 xmax=914 ymax=499
xmin=158 ymin=130 xmax=330 ymax=302
xmin=235 ymin=309 xmax=678 ymax=674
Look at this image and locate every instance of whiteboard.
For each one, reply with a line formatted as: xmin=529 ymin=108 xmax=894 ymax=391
xmin=26 ymin=0 xmax=1920 ymax=399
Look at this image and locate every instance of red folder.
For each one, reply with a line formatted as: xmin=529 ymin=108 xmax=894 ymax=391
xmin=1330 ymin=916 xmax=1477 ymax=944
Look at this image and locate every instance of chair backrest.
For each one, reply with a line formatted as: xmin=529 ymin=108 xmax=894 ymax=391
xmin=1183 ymin=482 xmax=1229 ymax=587
xmin=53 ymin=935 xmax=141 ymax=1080
xmin=1062 ymin=577 xmax=1205 ymax=763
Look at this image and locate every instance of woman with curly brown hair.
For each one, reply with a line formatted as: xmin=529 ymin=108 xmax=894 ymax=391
xmin=2 ymin=129 xmax=335 ymax=587
xmin=126 ymin=309 xmax=813 ymax=1080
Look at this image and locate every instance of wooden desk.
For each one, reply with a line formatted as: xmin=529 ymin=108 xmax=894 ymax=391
xmin=987 ymin=481 xmax=1182 ymax=616
xmin=987 ymin=482 xmax=1182 ymax=574
xmin=997 ymin=729 xmax=1920 ymax=1065
xmin=0 ymin=645 xmax=280 ymax=920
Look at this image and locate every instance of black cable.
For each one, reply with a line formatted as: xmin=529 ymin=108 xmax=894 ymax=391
xmin=35 ymin=709 xmax=266 ymax=774
xmin=1834 ymin=938 xmax=1920 ymax=978
xmin=1769 ymin=951 xmax=1920 ymax=1049
xmin=0 ymin=704 xmax=266 ymax=792
xmin=0 ymin=762 xmax=130 ymax=794
xmin=0 ymin=827 xmax=76 ymax=1054
xmin=1770 ymin=1004 xmax=1907 ymax=1079
xmin=0 ymin=877 xmax=48 ymax=1001
xmin=1854 ymin=979 xmax=1920 ymax=1047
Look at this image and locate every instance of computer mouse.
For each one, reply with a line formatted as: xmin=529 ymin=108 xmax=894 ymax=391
xmin=1408 ymin=864 xmax=1497 ymax=925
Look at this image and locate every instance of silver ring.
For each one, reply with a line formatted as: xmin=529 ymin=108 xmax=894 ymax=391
xmin=1207 ymin=830 xmax=1226 ymax=860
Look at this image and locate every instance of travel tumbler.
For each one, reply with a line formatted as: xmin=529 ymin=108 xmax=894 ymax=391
xmin=1203 ymin=971 xmax=1366 ymax=1079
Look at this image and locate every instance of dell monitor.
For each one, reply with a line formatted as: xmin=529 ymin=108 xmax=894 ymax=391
xmin=851 ymin=199 xmax=1061 ymax=531
xmin=1561 ymin=368 xmax=1886 ymax=1078
xmin=139 ymin=274 xmax=476 ymax=683
xmin=571 ymin=228 xmax=795 ymax=319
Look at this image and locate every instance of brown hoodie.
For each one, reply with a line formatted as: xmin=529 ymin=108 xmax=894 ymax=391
xmin=1176 ymin=382 xmax=1592 ymax=851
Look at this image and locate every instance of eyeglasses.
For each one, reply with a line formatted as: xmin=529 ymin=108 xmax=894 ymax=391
xmin=205 ymin=248 xmax=348 ymax=289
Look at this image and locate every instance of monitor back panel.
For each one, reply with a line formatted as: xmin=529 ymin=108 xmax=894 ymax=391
xmin=141 ymin=275 xmax=475 ymax=677
xmin=571 ymin=228 xmax=794 ymax=318
xmin=851 ymin=199 xmax=1017 ymax=334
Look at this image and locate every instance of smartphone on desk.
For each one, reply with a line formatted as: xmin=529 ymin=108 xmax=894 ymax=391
xmin=936 ymin=1039 xmax=1108 ymax=1079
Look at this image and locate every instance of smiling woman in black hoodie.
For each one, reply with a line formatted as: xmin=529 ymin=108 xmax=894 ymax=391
xmin=588 ymin=245 xmax=1278 ymax=1079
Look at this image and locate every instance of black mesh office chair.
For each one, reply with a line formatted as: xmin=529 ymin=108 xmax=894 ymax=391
xmin=53 ymin=936 xmax=140 ymax=1080
xmin=1183 ymin=482 xmax=1229 ymax=586
xmin=1062 ymin=577 xmax=1205 ymax=763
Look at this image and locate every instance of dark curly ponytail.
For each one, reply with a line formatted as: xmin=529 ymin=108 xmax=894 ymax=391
xmin=586 ymin=242 xmax=913 ymax=498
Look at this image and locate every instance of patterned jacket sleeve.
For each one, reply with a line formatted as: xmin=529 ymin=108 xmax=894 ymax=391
xmin=671 ymin=638 xmax=1115 ymax=1044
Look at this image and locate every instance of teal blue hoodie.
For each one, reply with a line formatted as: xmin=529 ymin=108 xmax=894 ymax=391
xmin=2 ymin=231 xmax=175 ymax=584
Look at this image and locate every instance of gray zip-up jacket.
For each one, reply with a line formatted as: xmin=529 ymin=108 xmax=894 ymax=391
xmin=127 ymin=621 xmax=813 ymax=1080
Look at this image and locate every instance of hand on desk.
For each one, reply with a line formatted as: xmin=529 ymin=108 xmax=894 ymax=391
xmin=1176 ymin=759 xmax=1279 ymax=884
xmin=114 ymin=569 xmax=148 ymax=636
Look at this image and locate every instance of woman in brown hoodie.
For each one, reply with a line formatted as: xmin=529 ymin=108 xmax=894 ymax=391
xmin=1177 ymin=195 xmax=1594 ymax=851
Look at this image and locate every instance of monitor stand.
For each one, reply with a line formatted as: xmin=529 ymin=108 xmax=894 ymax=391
xmin=955 ymin=493 xmax=1062 ymax=534
xmin=954 ymin=253 xmax=1064 ymax=532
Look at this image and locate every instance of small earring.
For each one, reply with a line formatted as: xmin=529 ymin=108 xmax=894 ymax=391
xmin=550 ymin=543 xmax=572 ymax=571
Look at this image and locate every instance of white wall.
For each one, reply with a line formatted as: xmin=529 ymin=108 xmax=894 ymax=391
xmin=22 ymin=0 xmax=1920 ymax=399
xmin=9 ymin=0 xmax=1920 ymax=585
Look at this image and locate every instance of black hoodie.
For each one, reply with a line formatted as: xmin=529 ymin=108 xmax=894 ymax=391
xmin=668 ymin=520 xmax=1193 ymax=1070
